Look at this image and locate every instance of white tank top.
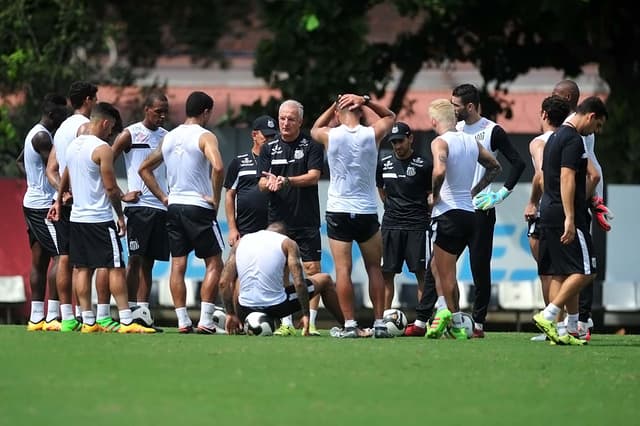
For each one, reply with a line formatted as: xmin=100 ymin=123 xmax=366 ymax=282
xmin=457 ymin=117 xmax=498 ymax=196
xmin=236 ymin=230 xmax=288 ymax=307
xmin=123 ymin=122 xmax=168 ymax=210
xmin=162 ymin=124 xmax=213 ymax=209
xmin=54 ymin=114 xmax=89 ymax=175
xmin=66 ymin=135 xmax=114 ymax=223
xmin=326 ymin=124 xmax=378 ymax=214
xmin=23 ymin=123 xmax=55 ymax=209
xmin=431 ymin=131 xmax=478 ymax=217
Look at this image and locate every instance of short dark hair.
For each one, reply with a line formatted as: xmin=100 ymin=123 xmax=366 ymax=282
xmin=542 ymin=96 xmax=571 ymax=128
xmin=185 ymin=91 xmax=213 ymax=117
xmin=452 ymin=84 xmax=480 ymax=108
xmin=576 ymin=96 xmax=608 ymax=119
xmin=42 ymin=93 xmax=67 ymax=114
xmin=144 ymin=91 xmax=168 ymax=108
xmin=68 ymin=81 xmax=98 ymax=109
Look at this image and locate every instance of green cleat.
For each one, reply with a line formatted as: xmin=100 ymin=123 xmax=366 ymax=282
xmin=307 ymin=324 xmax=321 ymax=336
xmin=556 ymin=334 xmax=587 ymax=346
xmin=532 ymin=312 xmax=559 ymax=343
xmin=426 ymin=309 xmax=452 ymax=339
xmin=273 ymin=324 xmax=297 ymax=336
xmin=448 ymin=325 xmax=469 ymax=339
xmin=97 ymin=317 xmax=121 ymax=333
xmin=60 ymin=318 xmax=82 ymax=332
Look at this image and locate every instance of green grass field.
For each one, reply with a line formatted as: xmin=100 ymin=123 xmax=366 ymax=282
xmin=1 ymin=326 xmax=638 ymax=426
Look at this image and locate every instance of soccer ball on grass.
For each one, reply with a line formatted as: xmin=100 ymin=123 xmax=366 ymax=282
xmin=244 ymin=312 xmax=275 ymax=336
xmin=382 ymin=308 xmax=408 ymax=336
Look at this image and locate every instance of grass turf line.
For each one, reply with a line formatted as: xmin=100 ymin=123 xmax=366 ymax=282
xmin=1 ymin=326 xmax=638 ymax=426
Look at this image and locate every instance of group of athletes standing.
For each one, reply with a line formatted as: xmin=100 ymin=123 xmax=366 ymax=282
xmin=18 ymin=78 xmax=611 ymax=341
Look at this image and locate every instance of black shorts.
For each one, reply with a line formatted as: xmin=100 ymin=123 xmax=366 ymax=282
xmin=237 ymin=279 xmax=316 ymax=322
xmin=431 ymin=209 xmax=475 ymax=256
xmin=325 ymin=212 xmax=380 ymax=243
xmin=167 ymin=204 xmax=223 ymax=259
xmin=69 ymin=221 xmax=124 ymax=268
xmin=382 ymin=228 xmax=427 ymax=273
xmin=527 ymin=217 xmax=541 ymax=239
xmin=125 ymin=206 xmax=169 ymax=261
xmin=23 ymin=207 xmax=59 ymax=257
xmin=287 ymin=227 xmax=321 ymax=262
xmin=53 ymin=205 xmax=71 ymax=255
xmin=538 ymin=226 xmax=597 ymax=276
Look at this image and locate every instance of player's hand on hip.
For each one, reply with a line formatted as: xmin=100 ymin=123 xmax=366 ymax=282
xmin=121 ymin=190 xmax=142 ymax=203
xmin=560 ymin=218 xmax=575 ymax=245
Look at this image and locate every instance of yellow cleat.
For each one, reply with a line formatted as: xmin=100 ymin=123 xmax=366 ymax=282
xmin=81 ymin=323 xmax=100 ymax=333
xmin=27 ymin=320 xmax=45 ymax=331
xmin=118 ymin=322 xmax=156 ymax=334
xmin=43 ymin=319 xmax=61 ymax=331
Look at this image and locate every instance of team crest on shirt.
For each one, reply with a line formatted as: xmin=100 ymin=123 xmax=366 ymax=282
xmin=294 ymin=149 xmax=304 ymax=160
xmin=475 ymin=131 xmax=485 ymax=143
xmin=406 ymin=166 xmax=416 ymax=176
xmin=129 ymin=239 xmax=140 ymax=251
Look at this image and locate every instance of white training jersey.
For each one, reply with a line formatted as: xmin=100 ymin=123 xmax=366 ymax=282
xmin=122 ymin=122 xmax=168 ymax=210
xmin=326 ymin=124 xmax=378 ymax=214
xmin=565 ymin=113 xmax=603 ymax=197
xmin=53 ymin=113 xmax=89 ymax=176
xmin=236 ymin=230 xmax=288 ymax=307
xmin=66 ymin=135 xmax=113 ymax=223
xmin=431 ymin=131 xmax=478 ymax=217
xmin=457 ymin=117 xmax=497 ymax=196
xmin=162 ymin=124 xmax=213 ymax=209
xmin=23 ymin=123 xmax=55 ymax=209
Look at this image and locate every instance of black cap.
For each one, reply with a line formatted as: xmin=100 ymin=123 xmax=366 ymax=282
xmin=388 ymin=122 xmax=411 ymax=141
xmin=252 ymin=115 xmax=278 ymax=136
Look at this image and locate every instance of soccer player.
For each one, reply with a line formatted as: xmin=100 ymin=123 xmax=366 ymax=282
xmin=552 ymin=80 xmax=610 ymax=339
xmin=256 ymin=100 xmax=324 ymax=336
xmin=17 ymin=94 xmax=69 ymax=331
xmin=533 ymin=96 xmax=608 ymax=346
xmin=523 ymin=96 xmax=571 ymax=341
xmin=450 ymin=84 xmax=525 ymax=337
xmin=139 ymin=91 xmax=225 ymax=334
xmin=47 ymin=102 xmax=155 ymax=333
xmin=426 ymin=99 xmax=501 ymax=339
xmin=224 ymin=115 xmax=277 ymax=245
xmin=220 ymin=222 xmax=349 ymax=336
xmin=311 ymin=93 xmax=396 ymax=338
xmin=376 ymin=122 xmax=432 ymax=309
xmin=112 ymin=92 xmax=169 ymax=324
xmin=46 ymin=81 xmax=111 ymax=332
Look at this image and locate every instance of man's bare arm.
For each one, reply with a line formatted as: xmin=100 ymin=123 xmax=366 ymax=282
xmin=284 ymin=239 xmax=309 ymax=316
xmin=471 ymin=143 xmax=502 ymax=197
xmin=138 ymin=143 xmax=168 ymax=205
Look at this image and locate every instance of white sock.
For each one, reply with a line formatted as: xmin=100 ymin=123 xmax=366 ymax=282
xmin=75 ymin=305 xmax=82 ymax=318
xmin=175 ymin=307 xmax=191 ymax=329
xmin=119 ymin=309 xmax=133 ymax=325
xmin=82 ymin=310 xmax=96 ymax=326
xmin=309 ymin=309 xmax=318 ymax=326
xmin=345 ymin=319 xmax=358 ymax=329
xmin=30 ymin=301 xmax=45 ymax=323
xmin=281 ymin=315 xmax=293 ymax=327
xmin=96 ymin=304 xmax=111 ymax=321
xmin=452 ymin=312 xmax=463 ymax=327
xmin=542 ymin=303 xmax=561 ymax=321
xmin=475 ymin=322 xmax=484 ymax=331
xmin=557 ymin=322 xmax=568 ymax=336
xmin=60 ymin=304 xmax=74 ymax=321
xmin=128 ymin=301 xmax=137 ymax=308
xmin=199 ymin=302 xmax=215 ymax=326
xmin=46 ymin=300 xmax=60 ymax=322
xmin=414 ymin=319 xmax=426 ymax=329
xmin=567 ymin=314 xmax=579 ymax=334
xmin=137 ymin=302 xmax=149 ymax=309
xmin=435 ymin=296 xmax=446 ymax=311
